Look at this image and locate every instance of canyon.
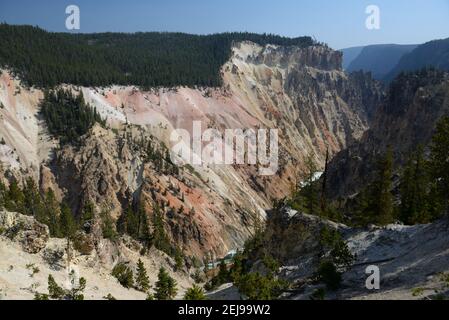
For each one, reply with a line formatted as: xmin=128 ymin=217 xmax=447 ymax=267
xmin=4 ymin=38 xmax=448 ymax=300
xmin=0 ymin=41 xmax=381 ymax=259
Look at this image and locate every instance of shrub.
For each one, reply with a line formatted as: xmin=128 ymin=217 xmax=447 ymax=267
xmin=67 ymin=275 xmax=86 ymax=300
xmin=145 ymin=293 xmax=155 ymax=300
xmin=34 ymin=293 xmax=49 ymax=300
xmin=184 ymin=285 xmax=206 ymax=300
xmin=112 ymin=263 xmax=134 ymax=289
xmin=192 ymin=269 xmax=204 ymax=284
xmin=310 ymin=288 xmax=326 ymax=300
xmin=316 ymin=261 xmax=342 ymax=291
xmin=236 ymin=272 xmax=286 ymax=300
xmin=319 ymin=227 xmax=354 ymax=269
xmin=43 ymin=273 xmax=86 ymax=300
xmin=26 ymin=263 xmax=40 ymax=277
xmin=48 ymin=275 xmax=65 ymax=299
xmin=412 ymin=287 xmax=425 ymax=297
xmin=73 ymin=233 xmax=94 ymax=255
xmin=103 ymin=293 xmax=117 ymax=300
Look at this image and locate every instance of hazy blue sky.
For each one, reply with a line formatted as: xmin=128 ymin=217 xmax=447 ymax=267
xmin=1 ymin=0 xmax=449 ymax=49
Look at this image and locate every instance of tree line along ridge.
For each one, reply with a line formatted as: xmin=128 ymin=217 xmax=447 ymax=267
xmin=0 ymin=24 xmax=316 ymax=88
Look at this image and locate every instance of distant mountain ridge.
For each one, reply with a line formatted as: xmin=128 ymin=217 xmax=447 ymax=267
xmin=385 ymin=38 xmax=449 ymax=82
xmin=341 ymin=46 xmax=365 ymax=70
xmin=344 ymin=44 xmax=417 ymax=80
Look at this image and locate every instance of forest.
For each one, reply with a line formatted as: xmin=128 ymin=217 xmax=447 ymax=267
xmin=39 ymin=88 xmax=106 ymax=145
xmin=0 ymin=23 xmax=316 ymax=88
xmin=288 ymin=115 xmax=449 ymax=228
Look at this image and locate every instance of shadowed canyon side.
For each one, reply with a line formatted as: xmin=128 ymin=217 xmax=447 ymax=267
xmin=326 ymin=69 xmax=449 ymax=200
xmin=0 ymin=41 xmax=383 ymax=259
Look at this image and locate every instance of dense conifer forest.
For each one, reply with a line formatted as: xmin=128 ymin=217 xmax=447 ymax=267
xmin=0 ymin=24 xmax=315 ymax=88
xmin=39 ymin=88 xmax=106 ymax=144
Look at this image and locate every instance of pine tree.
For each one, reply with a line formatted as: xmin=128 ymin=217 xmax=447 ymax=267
xmin=80 ymin=202 xmax=95 ymax=229
xmin=59 ymin=203 xmax=77 ymax=264
xmin=23 ymin=178 xmax=44 ymax=219
xmin=217 ymin=260 xmax=229 ymax=284
xmin=135 ymin=259 xmax=150 ymax=293
xmin=137 ymin=203 xmax=150 ymax=242
xmin=59 ymin=203 xmax=76 ymax=239
xmin=368 ymin=149 xmax=395 ymax=225
xmin=352 ymin=187 xmax=371 ymax=227
xmin=183 ymin=285 xmax=206 ymax=300
xmin=45 ymin=273 xmax=86 ymax=300
xmin=229 ymin=251 xmax=245 ymax=283
xmin=0 ymin=180 xmax=7 ymax=210
xmin=289 ymin=154 xmax=321 ymax=215
xmin=39 ymin=88 xmax=105 ymax=145
xmin=428 ymin=116 xmax=449 ymax=215
xmin=0 ymin=24 xmax=315 ymax=88
xmin=152 ymin=205 xmax=171 ymax=254
xmin=123 ymin=205 xmax=138 ymax=238
xmin=43 ymin=189 xmax=61 ymax=237
xmin=154 ymin=267 xmax=178 ymax=300
xmin=303 ymin=155 xmax=319 ymax=216
xmin=6 ymin=179 xmax=25 ymax=213
xmin=100 ymin=208 xmax=117 ymax=240
xmin=399 ymin=146 xmax=430 ymax=224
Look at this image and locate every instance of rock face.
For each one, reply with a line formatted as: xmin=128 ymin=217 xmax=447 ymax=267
xmin=223 ymin=42 xmax=381 ymax=163
xmin=326 ymin=69 xmax=449 ymax=199
xmin=339 ymin=218 xmax=449 ymax=300
xmin=0 ymin=211 xmax=193 ymax=300
xmin=263 ymin=207 xmax=346 ymax=265
xmin=0 ymin=41 xmax=383 ymax=258
xmin=230 ymin=206 xmax=449 ymax=300
xmin=0 ymin=211 xmax=49 ymax=254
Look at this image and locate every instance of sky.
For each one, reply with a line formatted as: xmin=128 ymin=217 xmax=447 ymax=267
xmin=1 ymin=0 xmax=449 ymax=49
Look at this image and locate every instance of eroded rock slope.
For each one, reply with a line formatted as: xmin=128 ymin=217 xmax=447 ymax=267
xmin=0 ymin=41 xmax=382 ymax=258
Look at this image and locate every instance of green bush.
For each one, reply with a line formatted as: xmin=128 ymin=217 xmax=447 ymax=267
xmin=112 ymin=263 xmax=134 ymax=289
xmin=184 ymin=285 xmax=206 ymax=300
xmin=236 ymin=272 xmax=286 ymax=300
xmin=34 ymin=293 xmax=49 ymax=300
xmin=316 ymin=261 xmax=342 ymax=291
xmin=47 ymin=275 xmax=66 ymax=299
xmin=103 ymin=293 xmax=117 ymax=300
xmin=319 ymin=227 xmax=354 ymax=270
